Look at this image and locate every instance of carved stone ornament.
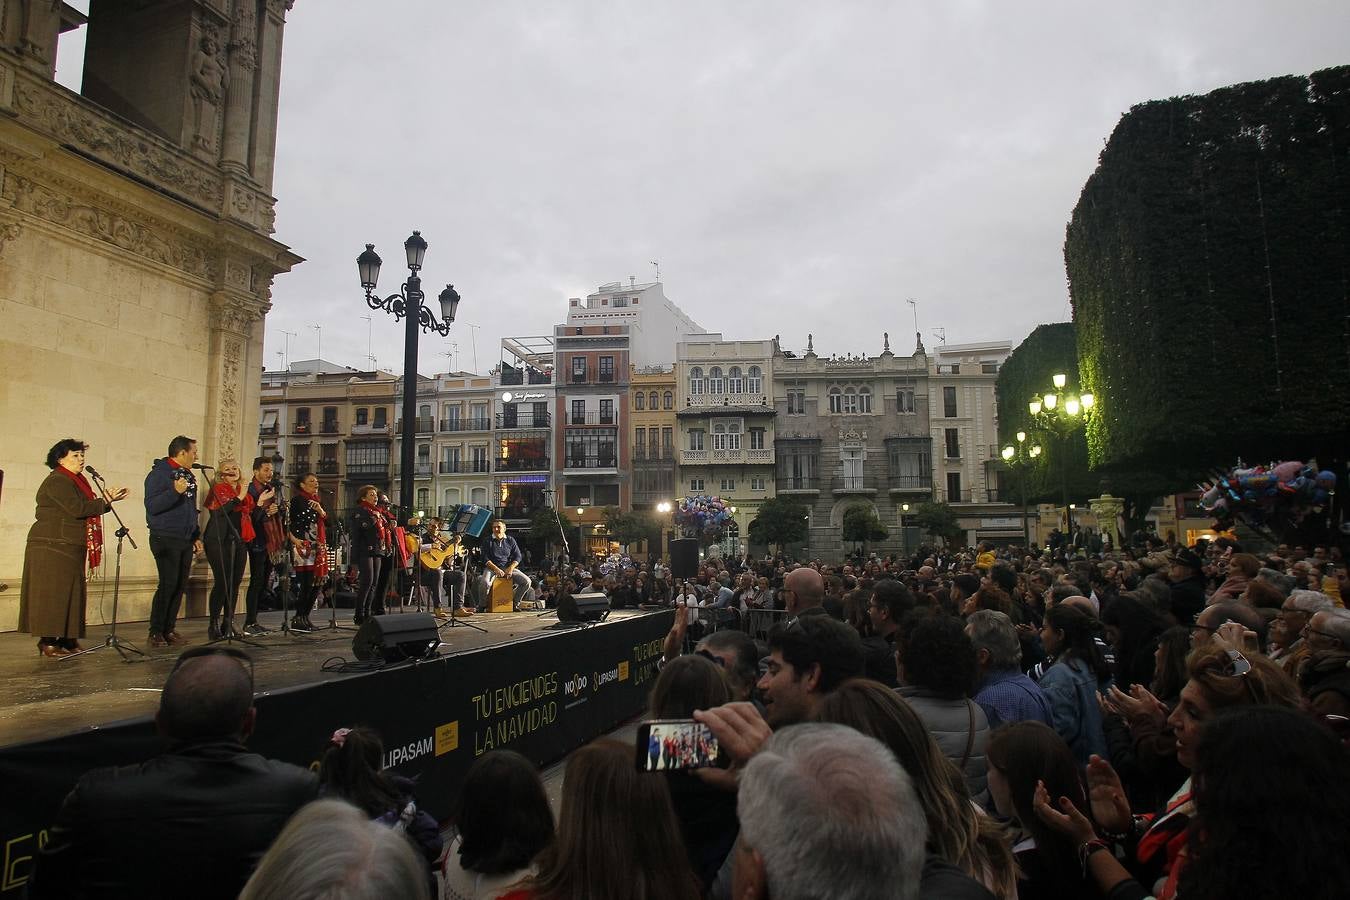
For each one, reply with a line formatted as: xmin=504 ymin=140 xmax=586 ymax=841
xmin=0 ymin=220 xmax=22 ymax=254
xmin=839 ymin=429 xmax=868 ymax=443
xmin=2 ymin=172 xmax=221 ymax=281
xmin=11 ymin=78 xmax=224 ymax=211
xmin=230 ymin=0 xmax=259 ymax=71
xmin=216 ymin=332 xmax=245 ymax=459
xmin=210 ymin=295 xmax=264 ymax=335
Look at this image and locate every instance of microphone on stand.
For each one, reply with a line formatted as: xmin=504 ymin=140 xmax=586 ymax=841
xmin=84 ymin=465 xmax=102 ymax=479
xmin=191 ymin=463 xmax=215 ymax=471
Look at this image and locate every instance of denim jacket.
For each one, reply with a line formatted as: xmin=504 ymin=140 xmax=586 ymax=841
xmin=1038 ymin=656 xmax=1109 ymax=765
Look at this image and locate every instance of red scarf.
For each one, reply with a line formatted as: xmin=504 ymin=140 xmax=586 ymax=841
xmin=55 ymin=465 xmax=103 ymax=570
xmin=205 ymin=483 xmax=256 ymax=542
xmin=298 ymin=488 xmax=328 ymax=578
xmin=361 ymin=500 xmax=389 ymax=546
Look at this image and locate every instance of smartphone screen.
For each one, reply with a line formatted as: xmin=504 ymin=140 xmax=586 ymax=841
xmin=635 ymin=719 xmax=722 ymax=772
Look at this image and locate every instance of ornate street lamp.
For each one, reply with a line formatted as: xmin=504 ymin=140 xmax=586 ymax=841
xmin=1026 ymin=375 xmax=1093 ymax=534
xmin=357 ymin=231 xmax=463 ymax=516
xmin=1001 ymin=433 xmax=1043 ymax=548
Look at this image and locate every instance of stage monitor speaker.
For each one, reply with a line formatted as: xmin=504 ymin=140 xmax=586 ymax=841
xmin=557 ymin=590 xmax=610 ymax=624
xmin=669 ymin=538 xmax=700 ymax=579
xmin=352 ymin=613 xmax=440 ymax=663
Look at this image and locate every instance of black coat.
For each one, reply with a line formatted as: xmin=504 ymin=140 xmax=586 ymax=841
xmin=349 ymin=505 xmax=382 ymax=561
xmin=29 ymin=740 xmax=318 ymax=900
xmin=1168 ymin=576 xmax=1207 ymax=625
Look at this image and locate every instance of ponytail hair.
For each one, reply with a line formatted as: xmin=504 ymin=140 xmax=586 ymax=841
xmin=319 ymin=726 xmax=403 ymax=818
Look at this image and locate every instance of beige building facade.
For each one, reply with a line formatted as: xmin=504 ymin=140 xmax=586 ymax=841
xmin=0 ymin=1 xmax=301 ymax=628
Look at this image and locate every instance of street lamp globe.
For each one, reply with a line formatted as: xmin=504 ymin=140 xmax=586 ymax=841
xmin=901 ymin=503 xmax=910 ymax=512
xmin=1042 ymin=393 xmax=1058 ymax=410
xmin=1080 ymin=393 xmax=1095 ymax=409
xmin=1016 ymin=431 xmax=1026 ymax=443
xmin=1031 ymin=445 xmax=1042 ymax=457
xmin=1064 ymin=397 xmax=1081 ymax=416
xmin=438 ymin=284 xmax=460 ymax=323
xmin=403 ymin=231 xmax=427 ymax=270
xmin=1052 ymin=373 xmax=1067 ymax=389
xmin=1029 ymin=399 xmax=1042 ymax=415
xmin=356 ymin=244 xmax=382 ymax=291
xmin=1001 ymin=446 xmax=1015 ymax=461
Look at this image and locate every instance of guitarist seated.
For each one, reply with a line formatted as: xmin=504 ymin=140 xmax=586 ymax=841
xmin=417 ymin=518 xmax=470 ymax=618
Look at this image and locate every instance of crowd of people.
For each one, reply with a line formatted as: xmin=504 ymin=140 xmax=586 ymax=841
xmin=21 ymin=441 xmax=1350 ymax=898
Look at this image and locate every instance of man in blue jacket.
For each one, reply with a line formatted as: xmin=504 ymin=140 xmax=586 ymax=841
xmin=144 ymin=435 xmax=203 ymax=646
xmin=480 ymin=518 xmax=535 ymax=610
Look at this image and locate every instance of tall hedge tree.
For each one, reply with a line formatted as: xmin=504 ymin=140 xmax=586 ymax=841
xmin=1065 ymin=66 xmax=1350 ymax=494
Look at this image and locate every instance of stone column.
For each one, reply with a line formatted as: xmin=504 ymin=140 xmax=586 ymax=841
xmin=220 ymin=0 xmax=259 ymax=175
xmin=251 ymin=0 xmax=293 ymax=190
xmin=206 ymin=287 xmax=268 ymax=462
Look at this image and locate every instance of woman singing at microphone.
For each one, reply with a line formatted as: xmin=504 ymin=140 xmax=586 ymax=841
xmin=287 ymin=472 xmax=328 ymax=632
xmin=202 ymin=459 xmax=265 ymax=639
xmin=19 ymin=438 xmax=129 ymax=657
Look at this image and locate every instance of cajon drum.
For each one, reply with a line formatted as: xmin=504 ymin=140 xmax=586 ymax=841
xmin=489 ymin=576 xmax=515 ymax=612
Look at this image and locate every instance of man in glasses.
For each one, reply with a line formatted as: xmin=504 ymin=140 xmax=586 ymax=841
xmin=1298 ymin=607 xmax=1350 ymax=719
xmin=29 ymin=648 xmax=318 ymax=900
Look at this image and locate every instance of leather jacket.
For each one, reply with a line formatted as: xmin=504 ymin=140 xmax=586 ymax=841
xmin=29 ymin=739 xmax=318 ymax=900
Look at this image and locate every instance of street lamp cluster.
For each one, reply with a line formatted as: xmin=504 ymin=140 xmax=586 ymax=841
xmin=357 ymin=231 xmax=464 ymax=515
xmin=1022 ymin=372 xmax=1095 ymax=534
xmin=1001 ymin=431 xmax=1043 ymax=546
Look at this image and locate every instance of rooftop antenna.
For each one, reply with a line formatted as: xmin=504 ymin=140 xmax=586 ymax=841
xmin=650 ymin=260 xmax=661 ymax=280
xmin=466 ymin=324 xmax=480 ymax=373
xmin=629 ymin=275 xmax=636 ymax=288
xmin=442 ymin=342 xmax=458 ymax=372
xmin=279 ymin=330 xmax=297 ymax=370
xmin=906 ymin=298 xmax=919 ymax=334
xmin=931 ymin=327 xmax=947 ymax=346
xmin=310 ymin=324 xmax=322 ymax=369
xmin=361 ymin=315 xmax=375 ymax=370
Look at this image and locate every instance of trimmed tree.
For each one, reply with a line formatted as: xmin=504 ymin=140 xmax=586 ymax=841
xmin=1065 ymin=65 xmax=1350 ymax=508
xmin=747 ymin=496 xmax=809 ymax=552
xmin=912 ymin=501 xmax=962 ymax=546
xmin=527 ymin=506 xmax=572 ymax=558
xmin=841 ymin=503 xmax=889 ymax=558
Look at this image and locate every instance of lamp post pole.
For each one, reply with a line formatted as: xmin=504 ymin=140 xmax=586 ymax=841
xmin=1026 ymin=374 xmax=1093 ymax=543
xmin=1002 ymin=434 xmax=1041 ymax=550
xmin=357 ymin=232 xmax=461 ymax=519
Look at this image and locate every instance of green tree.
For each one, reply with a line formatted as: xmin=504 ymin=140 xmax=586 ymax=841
xmin=841 ymin=503 xmax=889 ymax=557
xmin=1064 ymin=64 xmax=1350 ymax=540
xmin=912 ymin=501 xmax=962 ymax=546
xmin=747 ymin=496 xmax=809 ymax=552
xmin=603 ymin=507 xmax=656 ymax=550
xmin=528 ymin=506 xmax=572 ymax=554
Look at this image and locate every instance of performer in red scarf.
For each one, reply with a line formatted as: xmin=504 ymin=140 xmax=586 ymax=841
xmin=19 ymin=438 xmax=129 ymax=656
xmin=287 ymin=472 xmax=328 ymax=632
xmin=202 ymin=458 xmax=257 ymax=639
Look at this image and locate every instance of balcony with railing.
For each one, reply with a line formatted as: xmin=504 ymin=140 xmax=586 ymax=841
xmin=350 ymin=422 xmax=390 ymax=435
xmin=440 ymin=417 xmax=491 ymax=433
xmin=679 ymin=447 xmax=775 ymax=466
xmin=567 ymin=411 xmax=617 ymax=426
xmin=566 ymin=367 xmax=625 ymax=386
xmin=259 ymin=423 xmax=279 ymax=436
xmin=496 ymin=411 xmax=551 ymax=429
xmin=470 ymin=460 xmax=492 ymax=473
xmin=887 ymin=475 xmax=933 ymax=493
xmin=438 ymin=460 xmax=464 ymax=474
xmin=292 ymin=421 xmax=311 ymax=435
xmin=415 ymin=463 xmax=434 ymax=478
xmin=632 ymin=448 xmax=675 ymax=462
xmin=500 ymin=367 xmax=552 ymax=386
xmin=321 ymin=420 xmax=340 ymax=434
xmin=563 ymin=454 xmax=618 ymax=471
xmin=496 ymin=456 xmax=550 ymax=472
xmin=413 ymin=416 xmax=436 ymax=434
xmin=776 ymin=476 xmax=821 ymax=493
xmin=345 ymin=461 xmax=390 ymax=478
xmin=494 ymin=502 xmax=545 ymax=520
xmin=317 ymin=460 xmax=339 ymax=475
xmin=830 ymin=476 xmax=878 ymax=496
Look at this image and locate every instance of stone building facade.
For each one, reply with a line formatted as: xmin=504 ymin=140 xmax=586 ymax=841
xmin=1 ymin=1 xmax=301 ymax=628
xmin=772 ymin=333 xmax=931 ymax=558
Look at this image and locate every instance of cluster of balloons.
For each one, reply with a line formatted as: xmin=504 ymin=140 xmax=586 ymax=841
xmin=1199 ymin=460 xmax=1337 ymax=527
xmin=597 ymin=552 xmax=636 ymax=577
xmin=674 ymin=495 xmax=734 ymax=535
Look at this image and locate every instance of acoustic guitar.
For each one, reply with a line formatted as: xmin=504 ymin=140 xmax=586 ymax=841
xmin=419 ymin=533 xmax=464 ymax=569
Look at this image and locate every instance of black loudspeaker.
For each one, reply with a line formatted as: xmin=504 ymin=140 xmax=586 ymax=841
xmin=352 ymin=613 xmax=440 ymax=663
xmin=557 ymin=590 xmax=611 ymax=623
xmin=669 ymin=538 xmax=700 ymax=579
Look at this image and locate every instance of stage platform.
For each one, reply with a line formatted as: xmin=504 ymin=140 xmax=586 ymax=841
xmin=0 ymin=606 xmax=674 ymax=897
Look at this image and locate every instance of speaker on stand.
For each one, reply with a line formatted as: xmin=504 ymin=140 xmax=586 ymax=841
xmin=669 ymin=538 xmax=700 ymax=580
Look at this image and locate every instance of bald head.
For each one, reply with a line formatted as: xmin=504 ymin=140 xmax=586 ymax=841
xmin=1062 ymin=596 xmax=1097 ymax=618
xmin=1311 ymin=609 xmax=1350 ymax=648
xmin=1197 ymin=602 xmax=1268 ymax=651
xmin=784 ymin=567 xmax=825 ymax=614
xmin=158 ymin=653 xmax=255 ymax=742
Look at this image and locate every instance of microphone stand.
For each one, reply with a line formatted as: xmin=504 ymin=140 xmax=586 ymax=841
xmin=199 ymin=468 xmax=262 ymax=649
xmin=64 ymin=469 xmax=145 ymax=663
xmin=321 ymin=490 xmax=356 ymax=633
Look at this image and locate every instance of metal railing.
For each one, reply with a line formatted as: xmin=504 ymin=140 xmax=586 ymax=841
xmin=776 ymin=477 xmax=820 ymax=491
xmin=496 ymin=457 xmax=550 ymax=472
xmin=563 ymin=455 xmax=618 ymax=469
xmin=350 ymin=423 xmax=390 ymax=434
xmin=321 ymin=421 xmax=340 ymax=434
xmin=317 ymin=460 xmax=339 ymax=475
xmin=440 ymin=417 xmax=491 ymax=432
xmin=887 ymin=475 xmax=931 ymax=491
xmin=497 ymin=411 xmax=551 ymax=428
xmin=830 ymin=476 xmax=875 ymax=492
xmin=567 ymin=411 xmax=617 ymax=425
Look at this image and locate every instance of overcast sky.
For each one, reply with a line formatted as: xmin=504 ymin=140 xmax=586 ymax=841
xmin=257 ymin=1 xmax=1349 ymax=375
